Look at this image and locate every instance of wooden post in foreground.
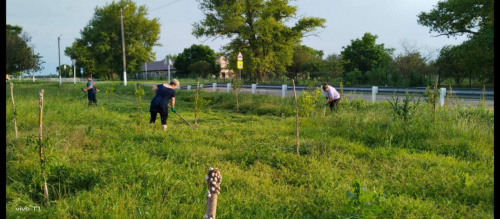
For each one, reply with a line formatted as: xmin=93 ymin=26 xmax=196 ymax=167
xmin=204 ymin=167 xmax=222 ymax=219
xmin=9 ymin=82 xmax=18 ymax=139
xmin=38 ymin=89 xmax=49 ymax=205
xmin=292 ymin=80 xmax=300 ymax=155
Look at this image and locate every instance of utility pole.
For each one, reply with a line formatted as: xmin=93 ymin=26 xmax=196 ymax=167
xmin=32 ymin=45 xmax=35 ymax=82
xmin=167 ymin=56 xmax=171 ymax=82
xmin=58 ymin=35 xmax=62 ymax=86
xmin=120 ymin=6 xmax=128 ymax=86
xmin=72 ymin=58 xmax=77 ymax=84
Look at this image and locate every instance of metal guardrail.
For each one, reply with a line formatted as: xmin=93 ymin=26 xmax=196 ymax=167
xmin=181 ymin=84 xmax=494 ymax=99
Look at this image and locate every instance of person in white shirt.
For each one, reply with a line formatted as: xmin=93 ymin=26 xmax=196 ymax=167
xmin=321 ymin=82 xmax=341 ymax=112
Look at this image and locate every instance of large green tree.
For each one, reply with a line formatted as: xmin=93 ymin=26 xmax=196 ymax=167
xmin=65 ymin=0 xmax=161 ymax=79
xmin=391 ymin=40 xmax=432 ymax=86
xmin=434 ymin=45 xmax=467 ymax=85
xmin=287 ymin=44 xmax=323 ymax=79
xmin=192 ymin=0 xmax=326 ymax=82
xmin=56 ymin=64 xmax=74 ymax=77
xmin=417 ymin=0 xmax=493 ymax=83
xmin=341 ymin=33 xmax=394 ymax=83
xmin=417 ymin=0 xmax=493 ymax=38
xmin=6 ymin=24 xmax=44 ymax=76
xmin=323 ymin=53 xmax=344 ymax=81
xmin=174 ymin=44 xmax=220 ymax=78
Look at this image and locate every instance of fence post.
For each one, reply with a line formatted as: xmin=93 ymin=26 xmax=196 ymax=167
xmin=439 ymin=88 xmax=446 ymax=107
xmin=212 ymin=83 xmax=217 ymax=92
xmin=372 ymin=86 xmax=378 ymax=104
xmin=282 ymin=84 xmax=287 ymax=97
xmin=204 ymin=167 xmax=222 ymax=219
xmin=227 ymin=83 xmax=231 ymax=93
xmin=251 ymin=84 xmax=256 ymax=94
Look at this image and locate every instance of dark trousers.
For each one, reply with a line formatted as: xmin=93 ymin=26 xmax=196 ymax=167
xmin=150 ymin=111 xmax=168 ymax=125
xmin=87 ymin=92 xmax=97 ymax=106
xmin=328 ymin=98 xmax=340 ymax=111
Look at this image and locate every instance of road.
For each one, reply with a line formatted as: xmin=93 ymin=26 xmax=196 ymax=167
xmin=204 ymin=87 xmax=494 ymax=108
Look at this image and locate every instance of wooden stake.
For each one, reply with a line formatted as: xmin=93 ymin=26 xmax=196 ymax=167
xmin=292 ymin=80 xmax=300 ymax=155
xmin=433 ymin=75 xmax=439 ymax=118
xmin=204 ymin=167 xmax=222 ymax=219
xmin=235 ymin=80 xmax=240 ymax=113
xmin=9 ymin=82 xmax=18 ymax=139
xmin=195 ymin=80 xmax=200 ymax=127
xmin=38 ymin=89 xmax=49 ymax=205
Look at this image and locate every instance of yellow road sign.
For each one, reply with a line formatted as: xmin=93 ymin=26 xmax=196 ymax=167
xmin=237 ymin=60 xmax=243 ymax=69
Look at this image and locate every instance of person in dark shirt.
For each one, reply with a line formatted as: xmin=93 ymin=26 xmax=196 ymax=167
xmin=149 ymin=79 xmax=179 ymax=131
xmin=82 ymin=75 xmax=98 ymax=106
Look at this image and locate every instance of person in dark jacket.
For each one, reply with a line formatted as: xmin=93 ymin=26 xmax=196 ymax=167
xmin=82 ymin=75 xmax=98 ymax=106
xmin=149 ymin=79 xmax=179 ymax=131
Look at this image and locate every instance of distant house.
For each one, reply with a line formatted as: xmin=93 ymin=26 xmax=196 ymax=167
xmin=134 ymin=60 xmax=176 ymax=80
xmin=216 ymin=56 xmax=235 ymax=79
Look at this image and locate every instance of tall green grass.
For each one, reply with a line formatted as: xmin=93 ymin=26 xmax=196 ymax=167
xmin=6 ymin=81 xmax=494 ymax=218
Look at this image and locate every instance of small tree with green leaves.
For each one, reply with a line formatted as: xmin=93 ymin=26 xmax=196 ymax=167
xmin=194 ymin=80 xmax=211 ymax=127
xmin=105 ymin=82 xmax=116 ymax=111
xmin=297 ymin=85 xmax=322 ymax=117
xmin=232 ymin=78 xmax=243 ymax=112
xmin=445 ymin=84 xmax=464 ymax=107
xmin=134 ymin=83 xmax=145 ymax=118
xmin=423 ymin=76 xmax=440 ymax=117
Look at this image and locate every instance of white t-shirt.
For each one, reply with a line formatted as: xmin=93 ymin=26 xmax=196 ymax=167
xmin=322 ymin=85 xmax=340 ymax=100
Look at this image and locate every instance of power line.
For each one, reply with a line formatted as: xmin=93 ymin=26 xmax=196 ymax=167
xmin=149 ymin=0 xmax=184 ymax=12
xmin=39 ymin=43 xmax=57 ymax=52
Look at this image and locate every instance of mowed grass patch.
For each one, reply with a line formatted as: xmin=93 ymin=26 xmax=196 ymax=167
xmin=6 ymin=81 xmax=494 ymax=218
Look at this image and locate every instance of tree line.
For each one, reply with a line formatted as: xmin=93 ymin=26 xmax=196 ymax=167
xmin=6 ymin=0 xmax=492 ymax=87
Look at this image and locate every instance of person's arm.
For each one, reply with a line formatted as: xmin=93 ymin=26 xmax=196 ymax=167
xmin=83 ymin=83 xmax=93 ymax=91
xmin=170 ymin=97 xmax=176 ymax=112
xmin=152 ymin=85 xmax=158 ymax=93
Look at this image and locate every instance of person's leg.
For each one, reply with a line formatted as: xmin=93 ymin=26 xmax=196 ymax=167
xmin=329 ymin=101 xmax=334 ymax=111
xmin=87 ymin=93 xmax=93 ymax=106
xmin=150 ymin=111 xmax=157 ymax=124
xmin=160 ymin=111 xmax=169 ymax=131
xmin=332 ymin=99 xmax=340 ymax=111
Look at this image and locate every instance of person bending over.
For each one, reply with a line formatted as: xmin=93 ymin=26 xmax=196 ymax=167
xmin=149 ymin=79 xmax=179 ymax=131
xmin=321 ymin=82 xmax=341 ymax=112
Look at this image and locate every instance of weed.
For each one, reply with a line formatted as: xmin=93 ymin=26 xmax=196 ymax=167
xmin=387 ymin=90 xmax=420 ymax=122
xmin=344 ymin=181 xmax=386 ymax=218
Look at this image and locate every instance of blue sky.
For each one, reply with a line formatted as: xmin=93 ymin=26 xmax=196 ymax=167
xmin=6 ymin=0 xmax=468 ymax=76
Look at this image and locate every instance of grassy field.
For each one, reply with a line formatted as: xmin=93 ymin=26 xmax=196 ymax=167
xmin=6 ymin=81 xmax=494 ymax=218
